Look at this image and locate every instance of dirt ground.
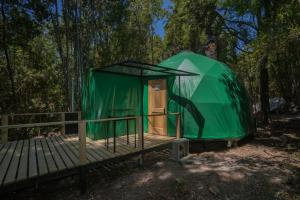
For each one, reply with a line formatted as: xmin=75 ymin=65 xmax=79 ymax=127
xmin=4 ymin=115 xmax=300 ymax=200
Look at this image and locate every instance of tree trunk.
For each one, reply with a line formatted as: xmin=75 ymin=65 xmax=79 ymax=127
xmin=62 ymin=0 xmax=71 ymax=109
xmin=74 ymin=0 xmax=82 ymax=111
xmin=53 ymin=0 xmax=70 ymax=110
xmin=259 ymin=54 xmax=269 ymax=125
xmin=1 ymin=0 xmax=17 ymax=110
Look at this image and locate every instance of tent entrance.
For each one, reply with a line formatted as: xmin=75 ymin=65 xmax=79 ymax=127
xmin=148 ymin=79 xmax=167 ymax=135
xmin=88 ymin=60 xmax=199 ymax=141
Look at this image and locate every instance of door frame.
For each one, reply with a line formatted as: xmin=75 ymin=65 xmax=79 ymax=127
xmin=148 ymin=79 xmax=167 ymax=135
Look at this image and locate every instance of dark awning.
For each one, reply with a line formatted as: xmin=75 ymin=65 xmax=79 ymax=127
xmin=92 ymin=60 xmax=199 ymax=77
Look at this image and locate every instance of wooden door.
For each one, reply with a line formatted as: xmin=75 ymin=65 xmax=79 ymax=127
xmin=148 ymin=79 xmax=167 ymax=135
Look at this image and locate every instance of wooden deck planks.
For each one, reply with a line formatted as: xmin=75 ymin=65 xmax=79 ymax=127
xmin=86 ymin=139 xmax=117 ymax=159
xmin=115 ymin=138 xmax=138 ymax=154
xmin=49 ymin=136 xmax=75 ymax=169
xmin=0 ymin=144 xmax=4 ymax=152
xmin=0 ymin=134 xmax=175 ymax=188
xmin=17 ymin=139 xmax=29 ymax=181
xmin=46 ymin=137 xmax=66 ymax=171
xmin=61 ymin=135 xmax=96 ymax=163
xmin=84 ymin=142 xmax=106 ymax=161
xmin=54 ymin=136 xmax=78 ymax=165
xmin=0 ymin=141 xmax=17 ymax=185
xmin=35 ymin=138 xmax=48 ymax=176
xmin=28 ymin=139 xmax=38 ymax=178
xmin=40 ymin=138 xmax=57 ymax=173
xmin=0 ymin=143 xmax=10 ymax=165
xmin=145 ymin=135 xmax=175 ymax=149
xmin=4 ymin=140 xmax=23 ymax=184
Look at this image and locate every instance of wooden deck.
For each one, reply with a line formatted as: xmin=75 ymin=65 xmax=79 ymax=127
xmin=0 ymin=134 xmax=175 ymax=190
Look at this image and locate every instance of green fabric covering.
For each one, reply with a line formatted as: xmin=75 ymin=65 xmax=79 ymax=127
xmin=159 ymin=51 xmax=253 ymax=139
xmin=82 ymin=71 xmax=141 ymax=140
xmin=82 ymin=51 xmax=252 ymax=140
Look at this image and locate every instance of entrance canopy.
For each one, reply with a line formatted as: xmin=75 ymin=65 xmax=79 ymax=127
xmin=92 ymin=60 xmax=199 ymax=77
xmin=83 ymin=60 xmax=197 ymax=141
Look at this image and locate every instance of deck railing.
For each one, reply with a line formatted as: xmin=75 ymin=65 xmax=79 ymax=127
xmin=0 ymin=112 xmax=181 ymax=165
xmin=0 ymin=112 xmax=180 ymax=193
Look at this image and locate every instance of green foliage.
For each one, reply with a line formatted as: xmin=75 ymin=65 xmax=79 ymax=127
xmin=231 ymin=0 xmax=300 ymax=105
xmin=164 ymin=0 xmax=238 ymax=64
xmin=1 ymin=0 xmax=299 ymax=114
xmin=0 ymin=0 xmax=165 ymax=113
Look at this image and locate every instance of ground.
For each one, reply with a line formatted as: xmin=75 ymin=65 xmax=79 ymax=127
xmin=4 ymin=114 xmax=300 ymax=200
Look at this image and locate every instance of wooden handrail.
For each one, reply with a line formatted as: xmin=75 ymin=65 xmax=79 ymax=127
xmin=0 ymin=112 xmax=182 ymax=173
xmin=0 ymin=112 xmax=182 ymax=153
xmin=0 ymin=113 xmax=180 ymax=130
xmin=146 ymin=112 xmax=180 ymax=117
xmin=0 ymin=120 xmax=79 ymax=129
xmin=1 ymin=111 xmax=81 ymax=117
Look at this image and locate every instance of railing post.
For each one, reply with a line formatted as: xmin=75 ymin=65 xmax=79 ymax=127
xmin=79 ymin=120 xmax=87 ymax=165
xmin=1 ymin=115 xmax=8 ymax=143
xmin=61 ymin=113 xmax=65 ymax=135
xmin=176 ymin=113 xmax=181 ymax=139
xmin=113 ymin=120 xmax=116 ymax=153
xmin=126 ymin=119 xmax=129 ymax=144
xmin=78 ymin=111 xmax=82 ymax=120
xmin=137 ymin=116 xmax=143 ymax=150
xmin=78 ymin=120 xmax=87 ymax=194
xmin=134 ymin=118 xmax=137 ymax=148
xmin=106 ymin=121 xmax=109 ymax=149
xmin=78 ymin=112 xmax=82 ymax=137
xmin=136 ymin=116 xmax=144 ymax=166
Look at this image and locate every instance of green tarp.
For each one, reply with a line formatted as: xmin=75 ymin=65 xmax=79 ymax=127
xmin=82 ymin=51 xmax=252 ymax=140
xmin=82 ymin=72 xmax=141 ymax=140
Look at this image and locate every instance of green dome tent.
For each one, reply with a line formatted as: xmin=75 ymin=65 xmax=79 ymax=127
xmin=82 ymin=51 xmax=253 ymax=141
xmin=160 ymin=51 xmax=253 ymax=139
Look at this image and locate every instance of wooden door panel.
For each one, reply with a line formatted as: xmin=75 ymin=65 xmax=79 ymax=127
xmin=152 ymin=108 xmax=165 ymax=113
xmin=148 ymin=79 xmax=167 ymax=135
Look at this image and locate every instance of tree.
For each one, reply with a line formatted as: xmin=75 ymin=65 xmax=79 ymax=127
xmin=164 ymin=0 xmax=239 ymax=64
xmin=222 ymin=0 xmax=300 ymax=123
xmin=0 ymin=0 xmax=165 ymax=113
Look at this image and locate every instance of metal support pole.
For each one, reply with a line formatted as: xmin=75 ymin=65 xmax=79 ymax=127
xmin=140 ymin=74 xmax=144 ymax=150
xmin=126 ymin=119 xmax=129 ymax=144
xmin=134 ymin=118 xmax=137 ymax=148
xmin=179 ymin=75 xmax=183 ymax=136
xmin=106 ymin=121 xmax=109 ymax=149
xmin=113 ymin=120 xmax=116 ymax=153
xmin=139 ymin=71 xmax=144 ymax=166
